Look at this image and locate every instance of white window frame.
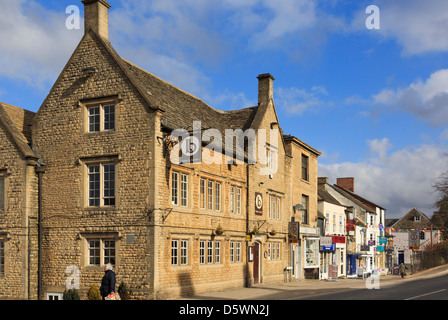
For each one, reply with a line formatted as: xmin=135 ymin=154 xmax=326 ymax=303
xmin=171 ymin=239 xmax=189 ymax=266
xmin=200 ymin=179 xmax=206 ymax=209
xmin=87 ymin=103 xmax=115 ymax=133
xmin=172 ymin=171 xmax=189 ymax=207
xmin=269 ymin=195 xmax=281 ymax=220
xmin=202 ymin=178 xmax=223 ymax=212
xmin=215 ymin=241 xmax=221 ymax=264
xmin=207 ymin=240 xmax=214 ymax=264
xmin=87 ymin=163 xmax=116 ymax=208
xmin=47 ymin=293 xmax=64 ymax=301
xmin=230 ymin=186 xmax=235 ymax=213
xmin=236 ymin=187 xmax=242 ymax=214
xmin=215 ymin=182 xmax=221 ymax=211
xmin=207 ymin=180 xmax=214 ymax=210
xmin=200 ymin=241 xmax=206 ymax=264
xmin=268 ymin=243 xmax=272 ymax=260
xmin=181 ymin=173 xmax=188 ymax=207
xmin=87 ymin=238 xmax=116 ymax=267
xmin=236 ymin=242 xmax=241 ymax=262
xmin=180 ymin=240 xmax=188 ymax=265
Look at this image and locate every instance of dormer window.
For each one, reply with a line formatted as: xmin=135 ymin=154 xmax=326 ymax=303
xmin=414 ymin=215 xmax=421 ymax=222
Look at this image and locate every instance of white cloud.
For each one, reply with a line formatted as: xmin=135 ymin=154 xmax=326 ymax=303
xmin=275 ymin=86 xmax=332 ymax=115
xmin=249 ymin=0 xmax=318 ymax=49
xmin=372 ymin=69 xmax=448 ymax=126
xmin=367 ymin=138 xmax=392 ymax=161
xmin=349 ymin=0 xmax=448 ymax=55
xmin=0 ymin=0 xmax=83 ymax=88
xmin=379 ymin=0 xmax=448 ymax=55
xmin=319 ymin=141 xmax=448 ymax=218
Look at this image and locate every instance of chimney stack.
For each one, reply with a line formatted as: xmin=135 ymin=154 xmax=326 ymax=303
xmin=257 ymin=73 xmax=275 ymax=106
xmin=336 ymin=177 xmax=355 ymax=193
xmin=82 ymin=0 xmax=111 ymax=41
xmin=318 ymin=177 xmax=328 ymax=185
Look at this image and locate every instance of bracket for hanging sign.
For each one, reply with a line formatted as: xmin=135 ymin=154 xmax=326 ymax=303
xmin=161 ymin=208 xmax=173 ymax=224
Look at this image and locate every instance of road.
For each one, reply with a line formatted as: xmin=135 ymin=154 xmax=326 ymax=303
xmin=251 ymin=274 xmax=448 ymax=300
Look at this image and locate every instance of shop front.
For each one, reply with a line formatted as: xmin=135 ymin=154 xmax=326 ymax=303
xmin=319 ymin=236 xmax=335 ymax=280
xmin=332 ymin=236 xmax=346 ymax=278
xmin=303 ymin=236 xmax=320 ymax=279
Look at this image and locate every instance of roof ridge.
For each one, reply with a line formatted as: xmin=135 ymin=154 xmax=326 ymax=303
xmin=120 ymin=58 xmax=227 ymax=114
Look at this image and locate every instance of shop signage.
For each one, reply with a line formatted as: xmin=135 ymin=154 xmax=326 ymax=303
xmin=331 ymin=236 xmax=345 ymax=244
xmin=346 ymin=220 xmax=355 ymax=231
xmin=328 ymin=265 xmax=338 ymax=279
xmin=409 ymin=230 xmax=419 ymax=247
xmin=368 ymin=240 xmax=376 ymax=246
xmin=321 ymin=243 xmax=336 ymax=251
xmin=288 ymin=222 xmax=300 ymax=239
xmin=360 ymin=245 xmax=370 ymax=251
xmin=255 ymin=192 xmax=263 ymax=215
xmin=376 ymin=246 xmax=385 ymax=252
xmin=378 ymin=237 xmax=387 ymax=244
xmin=320 ymin=237 xmax=335 ymax=251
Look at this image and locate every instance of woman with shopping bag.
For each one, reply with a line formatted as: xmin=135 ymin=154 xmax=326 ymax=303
xmin=100 ymin=264 xmax=120 ymax=300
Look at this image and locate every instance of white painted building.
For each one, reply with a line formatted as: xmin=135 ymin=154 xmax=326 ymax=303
xmin=318 ymin=180 xmax=347 ymax=279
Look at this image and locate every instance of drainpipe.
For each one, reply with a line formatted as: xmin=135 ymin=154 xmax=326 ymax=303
xmin=35 ymin=165 xmax=45 ymax=300
xmin=245 ymin=163 xmax=250 ymax=288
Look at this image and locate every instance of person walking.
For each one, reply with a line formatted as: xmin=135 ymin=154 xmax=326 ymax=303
xmin=100 ymin=263 xmax=116 ymax=300
xmin=399 ymin=262 xmax=406 ymax=278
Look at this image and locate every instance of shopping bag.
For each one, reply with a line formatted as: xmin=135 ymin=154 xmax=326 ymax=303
xmin=105 ymin=292 xmax=121 ymax=300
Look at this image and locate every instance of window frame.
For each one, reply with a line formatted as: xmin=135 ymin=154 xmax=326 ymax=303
xmin=86 ymin=103 xmax=116 ymax=133
xmin=269 ymin=194 xmax=281 ymax=220
xmin=87 ymin=162 xmax=116 ymax=208
xmin=301 ymin=154 xmax=309 ymax=181
xmin=200 ymin=177 xmax=223 ymax=212
xmin=86 ymin=238 xmax=117 ymax=267
xmin=171 ymin=239 xmax=189 ymax=266
xmin=171 ymin=171 xmax=189 ymax=207
xmin=236 ymin=187 xmax=242 ymax=214
xmin=302 ymin=194 xmax=309 ymax=225
xmin=230 ymin=186 xmax=235 ymax=213
xmin=230 ymin=241 xmax=242 ymax=263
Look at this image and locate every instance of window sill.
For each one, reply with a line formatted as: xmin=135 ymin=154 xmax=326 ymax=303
xmin=82 ymin=207 xmax=118 ymax=215
xmin=84 ymin=130 xmax=116 ymax=135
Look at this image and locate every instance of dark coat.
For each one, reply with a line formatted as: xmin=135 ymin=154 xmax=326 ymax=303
xmin=100 ymin=270 xmax=116 ymax=298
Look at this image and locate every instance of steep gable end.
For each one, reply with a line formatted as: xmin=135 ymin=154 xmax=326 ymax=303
xmin=0 ymin=102 xmax=37 ymax=160
xmin=391 ymin=208 xmax=433 ymax=230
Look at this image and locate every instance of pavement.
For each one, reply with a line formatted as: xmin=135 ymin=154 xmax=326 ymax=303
xmin=180 ymin=264 xmax=448 ymax=300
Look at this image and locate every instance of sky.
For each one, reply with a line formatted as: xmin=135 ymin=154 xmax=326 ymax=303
xmin=1 ymin=0 xmax=448 ymax=218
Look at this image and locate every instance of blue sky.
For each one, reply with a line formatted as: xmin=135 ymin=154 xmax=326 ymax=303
xmin=1 ymin=0 xmax=448 ymax=218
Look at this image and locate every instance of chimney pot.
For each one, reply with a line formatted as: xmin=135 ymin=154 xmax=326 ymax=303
xmin=82 ymin=0 xmax=111 ymax=41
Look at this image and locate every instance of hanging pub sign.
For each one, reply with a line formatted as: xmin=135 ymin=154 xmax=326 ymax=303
xmin=409 ymin=230 xmax=419 ymax=247
xmin=288 ymin=222 xmax=300 ymax=243
xmin=255 ymin=192 xmax=263 ymax=216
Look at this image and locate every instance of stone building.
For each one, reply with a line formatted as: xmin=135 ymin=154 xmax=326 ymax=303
xmin=0 ymin=0 xmax=321 ymax=299
xmin=0 ymin=102 xmax=39 ymax=299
